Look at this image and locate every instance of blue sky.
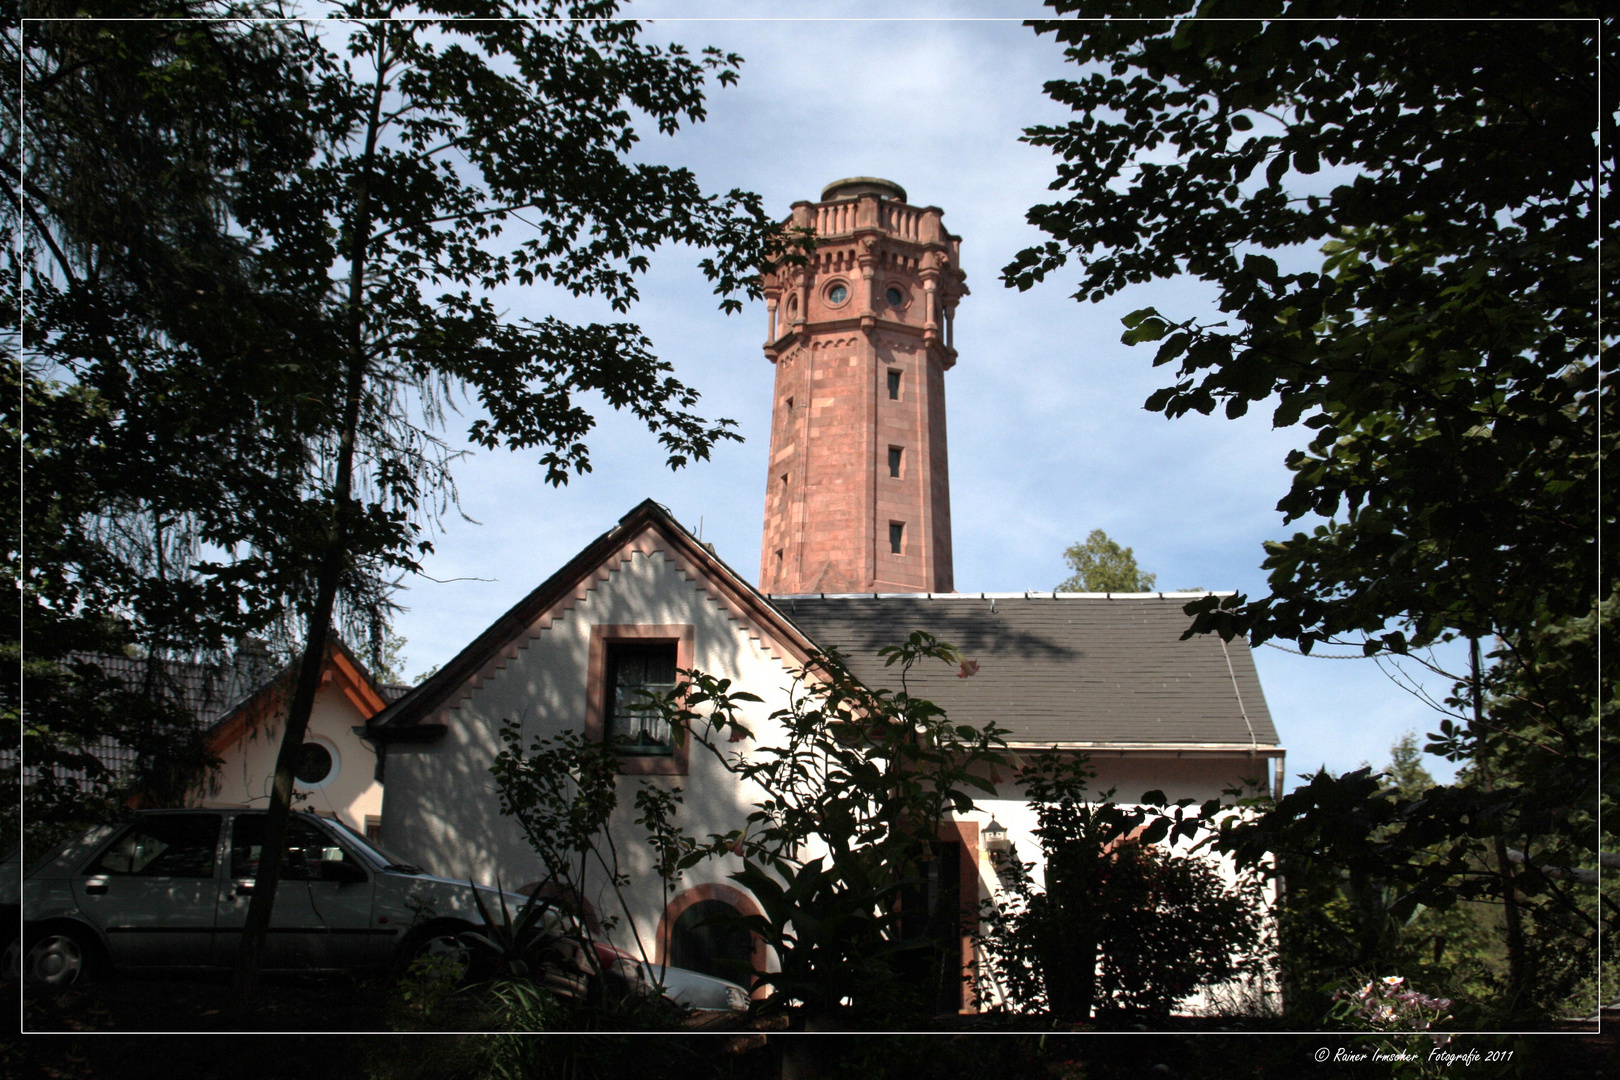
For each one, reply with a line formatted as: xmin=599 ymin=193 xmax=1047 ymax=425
xmin=385 ymin=8 xmax=1473 ymax=789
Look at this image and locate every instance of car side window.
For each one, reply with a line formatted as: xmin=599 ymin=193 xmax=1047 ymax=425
xmin=230 ymin=816 xmax=365 ymax=882
xmin=89 ymin=814 xmax=220 ymax=879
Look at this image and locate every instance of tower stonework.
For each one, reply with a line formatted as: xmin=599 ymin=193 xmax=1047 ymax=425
xmin=759 ymin=178 xmax=967 ymax=595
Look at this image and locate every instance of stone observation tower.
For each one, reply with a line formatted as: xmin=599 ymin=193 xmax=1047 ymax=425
xmin=758 ymin=178 xmax=967 ymax=595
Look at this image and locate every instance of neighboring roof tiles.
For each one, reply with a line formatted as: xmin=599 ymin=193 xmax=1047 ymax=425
xmin=11 ymin=640 xmax=392 ymax=785
xmin=772 ymin=594 xmax=1280 ymax=750
xmin=81 ymin=647 xmax=281 ymax=730
xmin=23 ymin=649 xmax=284 ymax=780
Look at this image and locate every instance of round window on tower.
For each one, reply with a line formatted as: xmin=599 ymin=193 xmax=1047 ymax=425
xmin=825 ymin=282 xmax=849 ymax=306
xmin=294 ymin=736 xmax=340 ymax=789
xmin=885 ymin=286 xmax=905 ymax=307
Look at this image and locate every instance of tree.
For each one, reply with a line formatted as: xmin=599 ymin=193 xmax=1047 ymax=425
xmin=9 ymin=5 xmax=332 ymax=853
xmin=17 ymin=2 xmax=795 ymax=1008
xmin=1270 ymin=736 xmax=1499 ymax=1024
xmin=488 ymin=720 xmax=694 ymax=993
xmin=676 ymin=637 xmax=1010 ymax=1023
xmin=1057 ymin=529 xmax=1157 ymax=592
xmin=1008 ymin=4 xmax=1609 ymax=1020
xmin=1009 ymin=4 xmax=1604 ymax=653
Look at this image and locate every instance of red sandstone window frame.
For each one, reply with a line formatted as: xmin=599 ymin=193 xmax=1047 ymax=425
xmin=655 ymin=882 xmax=770 ymax=1000
xmin=585 ymin=624 xmax=696 ymax=776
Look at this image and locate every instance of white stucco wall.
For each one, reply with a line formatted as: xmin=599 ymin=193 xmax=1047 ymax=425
xmin=967 ymin=752 xmax=1272 ymax=893
xmin=196 ymin=681 xmax=383 ymax=833
xmin=379 ymin=547 xmax=803 ymax=959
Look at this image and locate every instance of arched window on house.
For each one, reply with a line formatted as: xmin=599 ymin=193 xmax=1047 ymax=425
xmin=667 ymin=898 xmax=753 ymax=982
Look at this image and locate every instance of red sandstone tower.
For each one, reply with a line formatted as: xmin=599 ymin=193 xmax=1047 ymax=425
xmin=759 ymin=178 xmax=967 ymax=595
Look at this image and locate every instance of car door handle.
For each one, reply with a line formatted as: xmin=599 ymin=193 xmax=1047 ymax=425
xmin=85 ymin=882 xmax=108 ymax=895
xmin=235 ymin=881 xmax=255 ymax=896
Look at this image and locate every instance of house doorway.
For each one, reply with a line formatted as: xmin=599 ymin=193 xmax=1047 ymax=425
xmin=899 ymin=837 xmax=968 ymax=1015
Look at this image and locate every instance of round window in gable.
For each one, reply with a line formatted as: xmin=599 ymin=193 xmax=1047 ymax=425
xmin=885 ymin=286 xmax=904 ymax=307
xmin=827 ymin=283 xmax=849 ymax=305
xmin=294 ymin=737 xmax=339 ymax=788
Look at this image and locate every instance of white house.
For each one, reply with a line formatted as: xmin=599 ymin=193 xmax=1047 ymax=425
xmin=367 ymin=500 xmax=1284 ymax=1010
xmin=369 ymin=499 xmax=822 ymax=985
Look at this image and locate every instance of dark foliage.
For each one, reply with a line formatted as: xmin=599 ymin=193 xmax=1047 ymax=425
xmin=1011 ymin=2 xmax=1610 ymax=1022
xmin=1009 ymin=4 xmax=1606 ymax=654
xmin=978 ymin=753 xmax=1267 ymax=1022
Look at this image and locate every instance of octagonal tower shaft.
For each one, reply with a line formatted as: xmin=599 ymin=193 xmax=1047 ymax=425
xmin=759 ymin=179 xmax=967 ymax=595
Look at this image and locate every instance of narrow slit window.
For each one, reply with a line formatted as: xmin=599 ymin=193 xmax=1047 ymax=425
xmin=889 ymin=522 xmax=904 ymax=554
xmin=888 ymin=446 xmax=902 ymax=478
xmin=785 ymin=396 xmax=794 ymax=412
xmin=887 ymin=369 xmax=901 ymax=400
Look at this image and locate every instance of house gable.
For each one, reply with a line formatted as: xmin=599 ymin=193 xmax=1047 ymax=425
xmin=196 ymin=638 xmax=392 ymax=831
xmin=369 ymin=500 xmax=821 ymax=743
xmin=369 ymin=501 xmax=824 ymax=891
xmin=203 ymin=639 xmax=388 ymax=758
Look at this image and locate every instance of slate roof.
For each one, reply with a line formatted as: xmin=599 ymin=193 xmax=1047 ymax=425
xmin=10 ymin=649 xmax=284 ymax=781
xmin=772 ymin=593 xmax=1279 ymax=750
xmin=85 ymin=648 xmax=283 ymax=728
xmin=12 ymin=641 xmax=400 ymax=784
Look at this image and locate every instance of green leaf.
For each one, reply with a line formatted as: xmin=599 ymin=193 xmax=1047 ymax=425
xmin=1121 ymin=315 xmax=1171 ymax=345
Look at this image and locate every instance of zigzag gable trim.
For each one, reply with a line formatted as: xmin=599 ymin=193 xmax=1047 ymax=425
xmin=423 ymin=525 xmax=802 ymax=729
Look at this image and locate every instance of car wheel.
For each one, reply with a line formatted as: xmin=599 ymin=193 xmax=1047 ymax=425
xmin=401 ymin=923 xmax=478 ymax=984
xmin=23 ymin=926 xmax=97 ymax=987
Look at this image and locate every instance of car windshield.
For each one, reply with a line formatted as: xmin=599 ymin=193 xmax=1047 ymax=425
xmin=320 ymin=815 xmax=422 ymax=873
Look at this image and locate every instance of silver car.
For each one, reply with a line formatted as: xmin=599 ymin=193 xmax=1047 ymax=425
xmin=639 ymin=960 xmax=751 ymax=1013
xmin=11 ymin=808 xmax=570 ymax=987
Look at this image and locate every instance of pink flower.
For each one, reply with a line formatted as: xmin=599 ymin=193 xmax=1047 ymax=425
xmin=957 ymin=660 xmax=980 ymax=679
